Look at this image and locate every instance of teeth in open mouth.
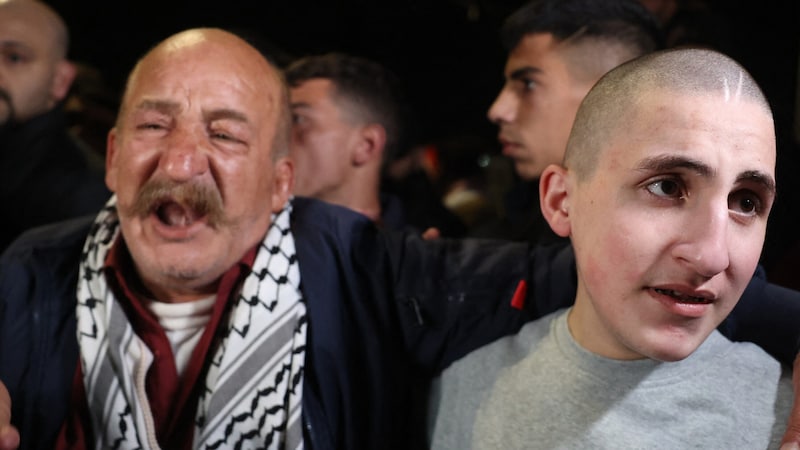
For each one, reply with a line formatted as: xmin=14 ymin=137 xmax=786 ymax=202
xmin=654 ymin=288 xmax=708 ymax=303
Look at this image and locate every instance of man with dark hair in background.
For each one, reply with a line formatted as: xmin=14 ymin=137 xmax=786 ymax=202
xmin=286 ymin=53 xmax=465 ymax=235
xmin=473 ymin=0 xmax=662 ymax=242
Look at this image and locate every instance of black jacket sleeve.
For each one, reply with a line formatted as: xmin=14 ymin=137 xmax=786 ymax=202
xmin=383 ymin=232 xmax=576 ymax=374
xmin=0 ymin=217 xmax=87 ymax=450
xmin=719 ymin=265 xmax=800 ymax=366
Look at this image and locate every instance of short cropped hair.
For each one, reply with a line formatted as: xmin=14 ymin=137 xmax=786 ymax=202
xmin=285 ymin=53 xmax=408 ymax=164
xmin=565 ymin=48 xmax=772 ymax=180
xmin=500 ymin=0 xmax=663 ymax=57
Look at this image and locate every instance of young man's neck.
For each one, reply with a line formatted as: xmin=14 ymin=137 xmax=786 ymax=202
xmin=325 ymin=174 xmax=383 ymax=222
xmin=566 ymin=301 xmax=646 ymax=361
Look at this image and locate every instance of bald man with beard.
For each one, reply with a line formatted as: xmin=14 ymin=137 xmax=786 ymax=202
xmin=0 ymin=0 xmax=110 ymax=252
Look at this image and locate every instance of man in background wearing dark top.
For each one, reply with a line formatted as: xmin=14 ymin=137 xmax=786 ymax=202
xmin=471 ymin=0 xmax=662 ymax=244
xmin=0 ymin=0 xmax=110 ymax=252
xmin=285 ymin=53 xmax=465 ymax=235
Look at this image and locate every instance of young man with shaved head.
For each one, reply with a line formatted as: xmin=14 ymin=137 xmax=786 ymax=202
xmin=0 ymin=0 xmax=110 ymax=252
xmin=431 ymin=48 xmax=792 ymax=449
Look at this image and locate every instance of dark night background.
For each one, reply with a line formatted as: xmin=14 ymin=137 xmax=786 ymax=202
xmin=44 ymin=0 xmax=800 ymax=147
xmin=42 ymin=0 xmax=800 ymax=276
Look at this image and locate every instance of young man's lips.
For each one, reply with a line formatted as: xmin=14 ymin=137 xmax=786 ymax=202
xmin=498 ymin=136 xmax=515 ymax=146
xmin=652 ymin=287 xmax=713 ymax=304
xmin=499 ymin=139 xmax=521 ymax=156
xmin=648 ymin=286 xmax=715 ymax=318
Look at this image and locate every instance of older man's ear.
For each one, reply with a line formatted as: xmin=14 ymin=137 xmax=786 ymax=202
xmin=271 ymin=157 xmax=294 ymax=213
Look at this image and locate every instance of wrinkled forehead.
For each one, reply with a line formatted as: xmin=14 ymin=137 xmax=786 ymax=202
xmin=123 ymin=37 xmax=285 ymax=122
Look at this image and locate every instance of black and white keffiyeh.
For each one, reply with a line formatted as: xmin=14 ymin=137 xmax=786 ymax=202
xmin=76 ymin=196 xmax=306 ymax=449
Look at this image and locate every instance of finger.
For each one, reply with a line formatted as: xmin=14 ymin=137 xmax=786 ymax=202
xmin=422 ymin=227 xmax=441 ymax=240
xmin=0 ymin=426 xmax=21 ymax=450
xmin=0 ymin=382 xmax=19 ymax=450
xmin=0 ymin=382 xmax=10 ymax=427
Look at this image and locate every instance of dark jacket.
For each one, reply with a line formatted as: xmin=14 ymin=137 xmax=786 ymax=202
xmin=0 ymin=107 xmax=111 ymax=253
xmin=2 ymin=197 xmax=799 ymax=449
xmin=0 ymin=197 xmax=575 ymax=449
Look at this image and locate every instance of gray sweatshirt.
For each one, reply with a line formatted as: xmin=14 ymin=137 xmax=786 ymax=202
xmin=430 ymin=309 xmax=792 ymax=450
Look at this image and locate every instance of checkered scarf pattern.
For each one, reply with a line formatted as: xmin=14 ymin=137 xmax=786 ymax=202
xmin=75 ymin=196 xmax=306 ymax=449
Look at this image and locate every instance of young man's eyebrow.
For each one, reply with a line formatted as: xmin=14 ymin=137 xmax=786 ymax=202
xmin=737 ymin=170 xmax=776 ymax=196
xmin=508 ymin=66 xmax=540 ymax=81
xmin=636 ymin=155 xmax=776 ymax=194
xmin=635 ymin=154 xmax=714 ymax=177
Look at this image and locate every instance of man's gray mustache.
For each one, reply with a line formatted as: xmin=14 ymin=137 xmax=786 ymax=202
xmin=129 ymin=179 xmax=229 ymax=227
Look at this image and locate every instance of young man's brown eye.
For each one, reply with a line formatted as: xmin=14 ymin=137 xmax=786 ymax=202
xmin=730 ymin=191 xmax=762 ymax=215
xmin=523 ymin=78 xmax=536 ymax=90
xmin=646 ymin=179 xmax=682 ymax=198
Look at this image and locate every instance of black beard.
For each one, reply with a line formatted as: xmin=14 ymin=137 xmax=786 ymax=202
xmin=0 ymin=88 xmax=15 ymax=127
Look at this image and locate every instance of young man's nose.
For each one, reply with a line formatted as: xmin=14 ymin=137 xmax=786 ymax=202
xmin=487 ymin=88 xmax=517 ymax=124
xmin=673 ymin=203 xmax=730 ymax=278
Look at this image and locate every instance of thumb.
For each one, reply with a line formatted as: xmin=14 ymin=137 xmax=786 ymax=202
xmin=780 ymin=355 xmax=800 ymax=449
xmin=0 ymin=381 xmax=20 ymax=450
xmin=422 ymin=227 xmax=441 ymax=241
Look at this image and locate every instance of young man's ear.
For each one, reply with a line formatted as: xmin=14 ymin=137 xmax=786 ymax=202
xmin=539 ymin=164 xmax=572 ymax=237
xmin=353 ymin=123 xmax=386 ymax=166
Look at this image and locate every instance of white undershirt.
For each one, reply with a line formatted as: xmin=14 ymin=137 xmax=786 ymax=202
xmin=146 ymin=295 xmax=216 ymax=377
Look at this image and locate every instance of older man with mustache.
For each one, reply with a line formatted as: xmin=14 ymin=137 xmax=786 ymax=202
xmin=0 ymin=27 xmax=563 ymax=449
